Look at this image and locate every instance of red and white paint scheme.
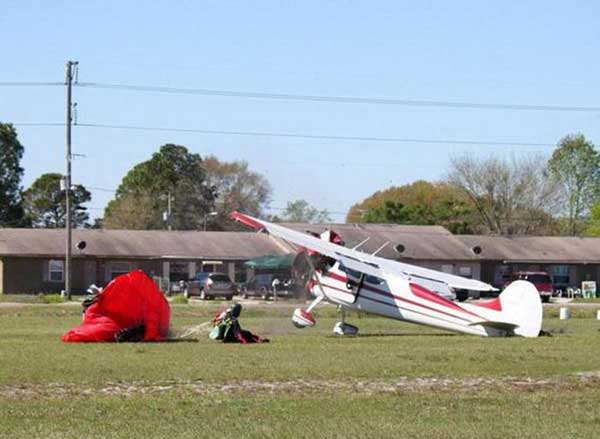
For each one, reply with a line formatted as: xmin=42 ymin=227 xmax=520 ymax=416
xmin=231 ymin=212 xmax=543 ymax=337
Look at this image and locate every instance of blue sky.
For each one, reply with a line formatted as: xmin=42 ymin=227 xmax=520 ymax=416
xmin=1 ymin=1 xmax=599 ymax=221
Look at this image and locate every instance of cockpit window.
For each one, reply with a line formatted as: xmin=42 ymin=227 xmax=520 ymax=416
xmin=365 ymin=275 xmax=384 ymax=285
xmin=338 ymin=263 xmax=384 ymax=285
xmin=338 ymin=262 xmax=361 ymax=279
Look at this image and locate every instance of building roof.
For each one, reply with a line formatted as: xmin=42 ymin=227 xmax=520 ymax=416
xmin=0 ymin=228 xmax=287 ymax=260
xmin=282 ymin=223 xmax=480 ymax=261
xmin=3 ymin=225 xmax=600 ymax=264
xmin=285 ymin=223 xmax=600 ymax=264
xmin=457 ymin=235 xmax=600 ymax=264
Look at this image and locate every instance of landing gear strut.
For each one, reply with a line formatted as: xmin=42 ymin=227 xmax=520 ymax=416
xmin=333 ymin=306 xmax=359 ymax=336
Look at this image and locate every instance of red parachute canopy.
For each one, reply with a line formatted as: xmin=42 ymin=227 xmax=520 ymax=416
xmin=62 ymin=270 xmax=170 ymax=342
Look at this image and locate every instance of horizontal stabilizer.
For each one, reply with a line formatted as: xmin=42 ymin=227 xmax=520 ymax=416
xmin=470 ymin=320 xmax=518 ymax=332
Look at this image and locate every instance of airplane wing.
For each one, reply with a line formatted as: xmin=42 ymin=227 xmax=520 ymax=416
xmin=230 ymin=212 xmax=496 ymax=292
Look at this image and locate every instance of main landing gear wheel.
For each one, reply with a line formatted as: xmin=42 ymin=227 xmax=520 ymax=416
xmin=333 ymin=306 xmax=358 ymax=335
xmin=333 ymin=322 xmax=359 ymax=336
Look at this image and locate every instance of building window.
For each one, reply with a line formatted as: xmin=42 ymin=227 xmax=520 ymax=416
xmin=108 ymin=262 xmax=131 ymax=280
xmin=441 ymin=264 xmax=454 ymax=274
xmin=48 ymin=259 xmax=64 ymax=282
xmin=458 ymin=266 xmax=472 ymax=279
xmin=552 ymin=265 xmax=570 ymax=288
xmin=169 ymin=262 xmax=189 ymax=282
xmin=202 ymin=261 xmax=223 ymax=273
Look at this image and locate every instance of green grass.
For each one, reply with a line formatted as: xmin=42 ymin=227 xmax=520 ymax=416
xmin=572 ymin=297 xmax=600 ymax=303
xmin=0 ymin=293 xmax=68 ymax=303
xmin=2 ymin=302 xmax=600 ymax=438
xmin=2 ymin=389 xmax=600 ymax=439
xmin=0 ymin=294 xmax=50 ymax=303
xmin=169 ymin=293 xmax=189 ymax=304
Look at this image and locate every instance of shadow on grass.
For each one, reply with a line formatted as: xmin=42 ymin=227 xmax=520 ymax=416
xmin=326 ymin=332 xmax=457 ymax=338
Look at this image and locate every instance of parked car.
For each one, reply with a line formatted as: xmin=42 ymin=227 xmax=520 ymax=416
xmin=239 ymin=274 xmax=295 ymax=300
xmin=184 ymin=272 xmax=234 ymax=300
xmin=511 ymin=271 xmax=553 ymax=302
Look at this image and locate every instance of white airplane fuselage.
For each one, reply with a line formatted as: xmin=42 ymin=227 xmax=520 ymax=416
xmin=311 ymin=262 xmax=511 ymax=337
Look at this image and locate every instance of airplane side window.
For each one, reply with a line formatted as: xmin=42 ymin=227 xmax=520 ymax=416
xmin=365 ymin=275 xmax=384 ymax=285
xmin=338 ymin=263 xmax=361 ymax=279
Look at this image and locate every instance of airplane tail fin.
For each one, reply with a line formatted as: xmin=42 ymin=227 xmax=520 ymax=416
xmin=498 ymin=280 xmax=543 ymax=337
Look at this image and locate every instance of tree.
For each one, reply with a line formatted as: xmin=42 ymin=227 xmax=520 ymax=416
xmin=447 ymin=154 xmax=560 ymax=235
xmin=90 ymin=217 xmax=104 ymax=229
xmin=0 ymin=123 xmax=25 ymax=227
xmin=201 ymin=155 xmax=271 ymax=230
xmin=347 ymin=180 xmax=476 ymax=234
xmin=104 ymin=144 xmax=216 ymax=230
xmin=271 ymin=199 xmax=331 ymax=223
xmin=104 ymin=193 xmax=158 ymax=229
xmin=548 ymin=134 xmax=600 ymax=235
xmin=23 ymin=173 xmax=91 ymax=228
xmin=584 ymin=201 xmax=600 ymax=236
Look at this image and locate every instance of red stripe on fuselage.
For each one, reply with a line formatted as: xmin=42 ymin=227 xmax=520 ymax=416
xmin=472 ymin=297 xmax=502 ymax=311
xmin=409 ymin=282 xmax=476 ymax=314
xmin=323 ymin=271 xmax=484 ymax=322
xmin=319 ymin=281 xmax=476 ymax=328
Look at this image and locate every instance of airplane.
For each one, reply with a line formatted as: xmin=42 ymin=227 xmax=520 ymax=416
xmin=230 ymin=211 xmax=543 ymax=338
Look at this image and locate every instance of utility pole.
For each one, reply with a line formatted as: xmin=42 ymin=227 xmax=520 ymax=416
xmin=65 ymin=60 xmax=78 ymax=300
xmin=167 ymin=192 xmax=172 ymax=231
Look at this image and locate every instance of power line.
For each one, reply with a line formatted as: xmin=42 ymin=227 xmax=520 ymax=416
xmin=85 ymin=202 xmax=347 ymax=217
xmin=76 ymin=81 xmax=600 ymax=113
xmin=87 ymin=186 xmax=117 ymax=193
xmin=9 ymin=123 xmax=65 ymax=127
xmin=0 ymin=81 xmax=63 ymax=86
xmin=75 ymin=122 xmax=554 ymax=147
xmin=0 ymin=81 xmax=64 ymax=87
xmin=266 ymin=206 xmax=347 ymax=215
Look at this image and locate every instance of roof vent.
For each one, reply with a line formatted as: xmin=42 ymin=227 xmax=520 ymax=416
xmin=394 ymin=243 xmax=405 ymax=254
xmin=472 ymin=245 xmax=482 ymax=255
xmin=77 ymin=240 xmax=87 ymax=251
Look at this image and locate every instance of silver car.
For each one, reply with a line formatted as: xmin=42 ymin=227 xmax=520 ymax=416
xmin=184 ymin=272 xmax=234 ymax=300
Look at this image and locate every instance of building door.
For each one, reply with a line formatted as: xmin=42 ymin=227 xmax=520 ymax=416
xmin=84 ymin=260 xmax=97 ymax=287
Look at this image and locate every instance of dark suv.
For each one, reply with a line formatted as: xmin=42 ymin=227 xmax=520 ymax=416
xmin=184 ymin=272 xmax=235 ymax=300
xmin=240 ymin=274 xmax=294 ymax=300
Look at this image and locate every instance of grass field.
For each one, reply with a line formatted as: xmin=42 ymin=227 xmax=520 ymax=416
xmin=1 ymin=301 xmax=600 ymax=438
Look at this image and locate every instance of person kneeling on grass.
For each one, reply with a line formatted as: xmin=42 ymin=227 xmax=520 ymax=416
xmin=209 ymin=303 xmax=268 ymax=344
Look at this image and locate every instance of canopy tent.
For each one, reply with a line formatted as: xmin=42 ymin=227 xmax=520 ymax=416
xmin=244 ymin=253 xmax=295 ymax=270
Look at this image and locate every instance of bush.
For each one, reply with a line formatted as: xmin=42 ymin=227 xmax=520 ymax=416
xmin=170 ymin=294 xmax=189 ymax=305
xmin=37 ymin=294 xmax=65 ymax=304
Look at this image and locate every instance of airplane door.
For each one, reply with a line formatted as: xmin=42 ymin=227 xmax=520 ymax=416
xmin=344 ymin=273 xmax=365 ymax=304
xmin=326 ymin=263 xmax=364 ymax=305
